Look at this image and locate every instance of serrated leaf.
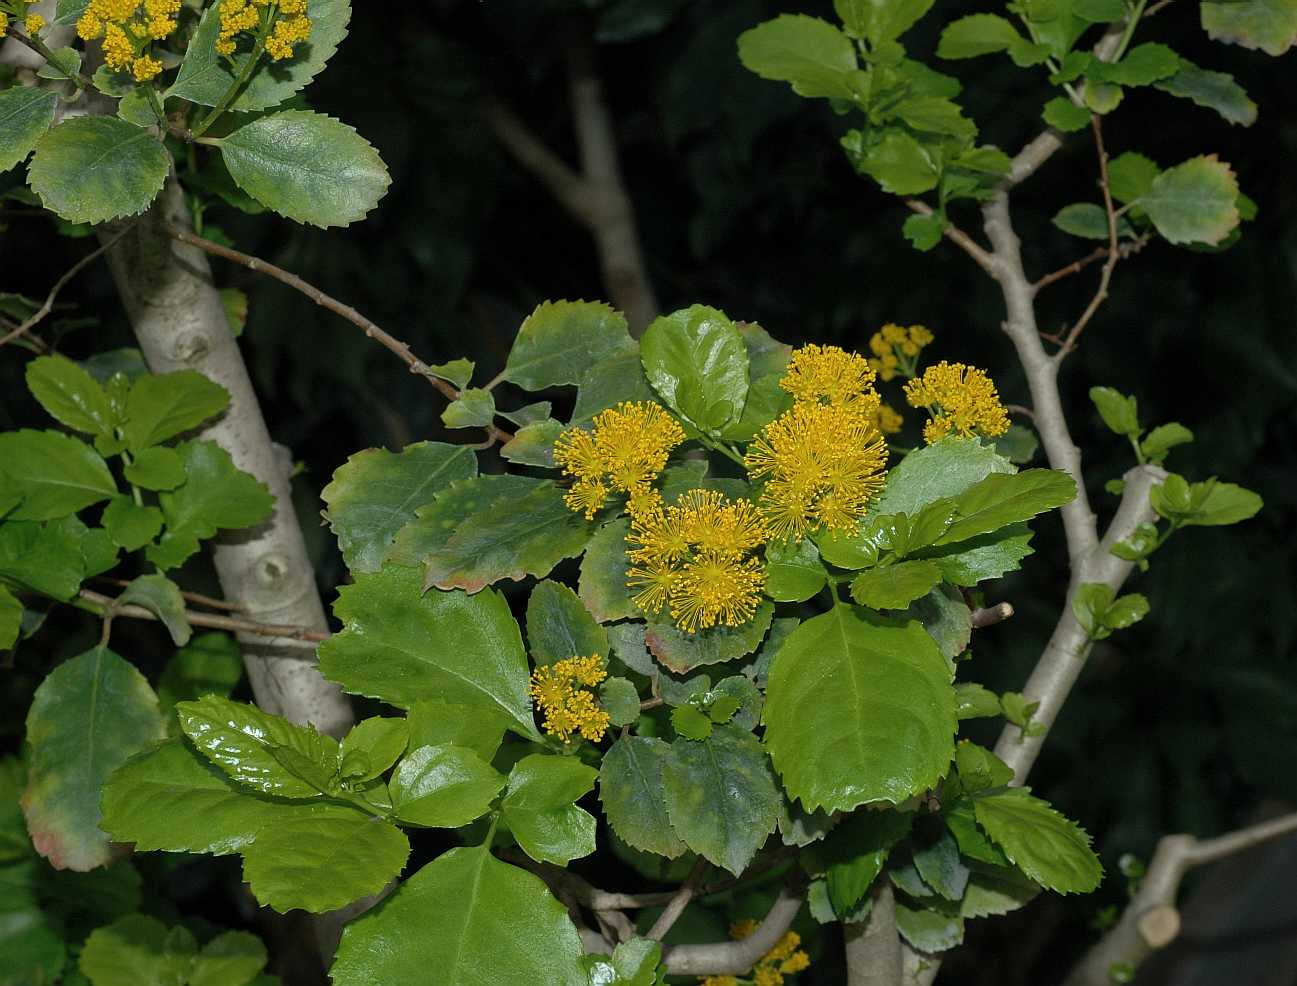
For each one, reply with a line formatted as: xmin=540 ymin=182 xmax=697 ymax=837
xmin=102 ymin=496 xmax=164 ymax=552
xmin=28 ymin=116 xmax=168 ymax=224
xmin=0 ymin=518 xmax=87 ymax=601
xmin=911 ymin=818 xmax=970 ymax=900
xmin=954 ymin=683 xmax=1001 ymax=720
xmin=1140 ymin=423 xmax=1193 ymax=464
xmin=503 ymin=300 xmax=636 ymax=392
xmin=1089 ymin=386 xmax=1140 ymax=437
xmin=123 ymin=446 xmax=186 ymax=491
xmin=1141 ymin=154 xmax=1241 ymax=246
xmin=503 ymin=755 xmax=599 ymax=866
xmin=1155 ymin=58 xmax=1258 ymax=125
xmin=1042 ymin=96 xmax=1091 ymax=132
xmin=903 ymin=212 xmax=944 ymax=251
xmin=644 ymin=601 xmax=774 ymax=673
xmin=24 ymin=355 xmax=113 ymax=437
xmin=601 ymin=677 xmax=641 ymax=727
xmin=318 ymin=565 xmax=540 ymax=740
xmin=1108 ymin=151 xmax=1161 ymax=205
xmin=500 ymin=419 xmax=564 ymax=468
xmin=599 ymin=736 xmax=687 ymax=859
xmin=167 ymin=0 xmax=352 ymax=110
xmin=0 ymin=85 xmax=57 ymax=174
xmin=937 ymin=469 xmax=1076 ymax=544
xmin=764 ymin=537 xmax=827 ymax=602
xmin=187 ymin=930 xmax=267 ymax=986
xmin=854 ymin=129 xmax=940 ymax=194
xmin=1090 ymin=43 xmax=1179 ymax=85
xmin=823 ymin=810 xmax=913 ymax=913
xmin=895 ymin=902 xmax=964 ymax=952
xmin=321 ymin=442 xmax=476 ymax=574
xmin=442 ymin=388 xmax=496 ymax=429
xmin=406 ymin=701 xmax=507 ymax=763
xmin=670 ymin=704 xmax=712 ymax=740
xmin=579 ymin=518 xmax=636 ymax=623
xmin=527 ymin=580 xmax=608 ymax=665
xmin=119 ymin=574 xmax=191 ymax=646
xmin=389 ymin=743 xmax=506 ymax=828
xmin=218 ymin=111 xmax=390 ymax=229
xmin=944 ymin=802 xmax=1008 ymax=866
xmin=972 ymin=789 xmax=1102 ymax=893
xmin=937 ymin=14 xmax=1022 ymax=58
xmin=338 ymin=716 xmax=409 ymax=782
xmin=640 ymin=305 xmax=748 ymax=436
xmin=329 ymin=846 xmax=587 ymax=986
xmin=156 ymin=632 xmax=243 ymax=712
xmin=240 ymin=806 xmax=409 ymax=913
xmin=835 ymin=0 xmax=935 ymax=44
xmin=122 ymin=370 xmax=230 ymax=452
xmin=0 ymin=430 xmax=117 ymax=520
xmin=737 ymin=14 xmax=858 ymax=99
xmin=661 ymin=725 xmax=780 ymax=875
xmin=78 ymin=914 xmax=196 ymax=986
xmin=850 ymin=560 xmax=944 ymax=610
xmin=764 ymin=607 xmax=955 ymax=812
xmin=1202 ymin=0 xmax=1297 ymax=56
xmin=22 ymin=647 xmax=166 ymax=870
xmin=176 ymin=695 xmax=338 ymax=799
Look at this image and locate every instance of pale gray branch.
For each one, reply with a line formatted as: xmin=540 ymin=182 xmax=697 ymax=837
xmin=481 ymin=100 xmax=595 ymax=227
xmin=663 ymin=886 xmax=804 ymax=976
xmin=846 ymin=883 xmax=903 ymax=986
xmin=1062 ymin=811 xmax=1297 ymax=986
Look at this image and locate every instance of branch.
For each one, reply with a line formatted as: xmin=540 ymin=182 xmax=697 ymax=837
xmin=904 ymin=200 xmax=999 ymax=279
xmin=1062 ymin=811 xmax=1297 ymax=986
xmin=845 ymin=882 xmax=902 ymax=986
xmin=79 ymin=589 xmax=330 ymax=643
xmin=971 ymin=601 xmax=1014 ymax=628
xmin=647 ymin=857 xmax=709 ymax=941
xmin=0 ymin=224 xmax=136 ymax=348
xmin=663 ymin=884 xmax=804 ymax=976
xmin=481 ymin=100 xmax=595 ymax=226
xmin=90 ymin=576 xmax=245 ymax=612
xmin=163 ymin=223 xmax=512 ymax=446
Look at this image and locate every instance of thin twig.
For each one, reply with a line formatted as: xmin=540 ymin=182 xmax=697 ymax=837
xmin=1033 ymin=246 xmax=1108 ymax=292
xmin=904 ymin=200 xmax=999 ymax=279
xmin=971 ymin=602 xmax=1014 ymax=628
xmin=163 ymin=224 xmax=513 ymax=445
xmin=1005 ymin=403 xmax=1036 ymax=421
xmin=5 ymin=29 xmax=92 ymax=89
xmin=91 ymin=576 xmax=246 ymax=613
xmin=0 ymin=225 xmax=136 ymax=348
xmin=78 ymin=589 xmax=331 ymax=643
xmin=647 ymin=857 xmax=709 ymax=941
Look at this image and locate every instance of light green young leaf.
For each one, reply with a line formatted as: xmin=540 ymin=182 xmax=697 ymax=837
xmin=218 ymin=111 xmax=390 ymax=229
xmin=0 ymin=87 xmax=57 ymax=173
xmin=338 ymin=717 xmax=409 ymax=782
xmin=427 ymin=359 xmax=474 ymax=389
xmin=123 ymin=446 xmax=187 ymax=490
xmin=442 ymin=388 xmax=496 ymax=429
xmin=903 ymin=211 xmax=944 ymax=251
xmin=123 ymin=370 xmax=230 ymax=452
xmin=737 ymin=14 xmax=859 ymax=100
xmin=671 ymin=704 xmax=712 ymax=741
xmin=835 ymin=0 xmax=935 ymax=43
xmin=1140 ymin=423 xmax=1194 ymax=464
xmin=0 ymin=430 xmax=117 ymax=520
xmin=1089 ymin=43 xmax=1179 ymax=85
xmin=973 ymin=788 xmax=1103 ymax=893
xmin=24 ymin=355 xmax=114 ymax=437
xmin=599 ymin=736 xmax=687 ymax=859
xmin=1104 ymin=593 xmax=1150 ymax=631
xmin=953 ymin=741 xmax=1014 ymax=795
xmin=1141 ymin=155 xmax=1241 ymax=245
xmin=1089 ymin=386 xmax=1140 ymax=437
xmin=1108 ymin=151 xmax=1161 ymax=205
xmin=119 ymin=573 xmax=192 ymax=646
xmin=640 ymin=305 xmax=749 ymax=436
xmin=389 ymin=743 xmax=506 ymax=828
xmin=502 ymin=300 xmax=636 ymax=392
xmin=101 ymin=496 xmax=164 ymax=552
xmin=892 ymin=97 xmax=977 ymax=141
xmin=1154 ymin=59 xmax=1258 ymax=125
xmin=850 ymin=560 xmax=944 ymax=610
xmin=527 ymin=580 xmax=609 ymax=665
xmin=78 ymin=914 xmax=196 ymax=986
xmin=28 ymin=116 xmax=169 ymax=224
xmin=954 ymin=682 xmax=1002 ymax=720
xmin=1041 ymin=96 xmax=1091 ymax=133
xmin=504 ymin=755 xmax=599 ymax=866
xmin=1183 ymin=480 xmax=1262 ymax=526
xmin=937 ymin=14 xmax=1022 ymax=58
xmin=853 ymin=129 xmax=940 ymax=194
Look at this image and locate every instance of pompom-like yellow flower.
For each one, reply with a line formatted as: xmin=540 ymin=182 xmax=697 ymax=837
xmin=528 ymin=655 xmax=610 ymax=743
xmin=626 ymin=489 xmax=768 ymax=633
xmin=264 ymin=12 xmax=310 ymax=60
xmin=870 ymin=401 xmax=904 ymax=436
xmin=700 ymin=924 xmax=810 ymax=986
xmin=745 ymin=401 xmax=887 ymax=540
xmin=77 ymin=0 xmax=179 ymax=79
xmin=554 ymin=401 xmax=685 ymax=520
xmin=0 ymin=13 xmax=8 ymax=39
xmin=867 ymin=323 xmax=933 ymax=381
xmin=780 ymin=343 xmax=879 ymax=414
xmin=25 ymin=13 xmax=45 ymax=34
xmin=904 ymin=361 xmax=1010 ymax=445
xmin=217 ymin=0 xmax=312 ymax=61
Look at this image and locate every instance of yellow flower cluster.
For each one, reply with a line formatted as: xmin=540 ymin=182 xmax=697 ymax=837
xmin=904 ymin=361 xmax=1010 ymax=445
xmin=745 ymin=344 xmax=888 ymax=540
xmin=25 ymin=12 xmax=44 ymax=33
xmin=626 ymin=489 xmax=768 ymax=633
xmin=217 ymin=0 xmax=310 ymax=60
xmin=76 ymin=0 xmax=180 ymax=81
xmin=698 ymin=923 xmax=810 ymax=986
xmin=528 ymin=655 xmax=610 ymax=743
xmin=0 ymin=13 xmax=6 ymax=38
xmin=868 ymin=323 xmax=934 ymax=381
xmin=554 ymin=401 xmax=685 ymax=520
xmin=869 ymin=401 xmax=904 ymax=436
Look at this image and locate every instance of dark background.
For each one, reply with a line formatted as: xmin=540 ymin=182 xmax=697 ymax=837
xmin=2 ymin=0 xmax=1295 ymax=982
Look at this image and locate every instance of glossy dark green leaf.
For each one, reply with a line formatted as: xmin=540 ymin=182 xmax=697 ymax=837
xmin=503 ymin=755 xmax=599 ymax=866
xmin=406 ymin=700 xmax=508 ymax=763
xmin=339 ymin=717 xmax=409 ymax=782
xmin=0 ymin=430 xmax=116 ymax=520
xmin=850 ymin=560 xmax=944 ymax=610
xmin=389 ymin=744 xmax=505 ymax=828
xmin=28 ymin=116 xmax=168 ymax=223
xmin=24 ymin=355 xmax=113 ymax=437
xmin=579 ymin=518 xmax=636 ymax=623
xmin=526 ymin=580 xmax=608 ymax=666
xmin=502 ymin=300 xmax=636 ymax=392
xmin=737 ymin=14 xmax=858 ymax=100
xmin=599 ymin=736 xmax=687 ymax=859
xmin=118 ymin=574 xmax=192 ymax=646
xmin=973 ymin=789 xmax=1102 ymax=892
xmin=644 ymin=601 xmax=774 ymax=673
xmin=764 ymin=537 xmax=827 ymax=602
xmin=640 ymin=305 xmax=749 ymax=436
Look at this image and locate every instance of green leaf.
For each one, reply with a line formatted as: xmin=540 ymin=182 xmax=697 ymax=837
xmin=0 ymin=86 xmax=57 ymax=173
xmin=877 ymin=438 xmax=1015 ymax=518
xmin=500 ymin=420 xmax=564 ymax=468
xmin=895 ymin=902 xmax=964 ymax=952
xmin=644 ymin=601 xmax=774 ymax=673
xmin=764 ymin=537 xmax=827 ymax=602
xmin=117 ymin=89 xmax=157 ymax=128
xmin=407 ymin=701 xmax=508 ymax=763
xmin=187 ymin=930 xmax=268 ymax=986
xmin=823 ymin=810 xmax=913 ymax=912
xmin=330 ymin=846 xmax=587 ymax=986
xmin=764 ymin=606 xmax=955 ymax=812
xmin=1104 ymin=593 xmax=1150 ymax=630
xmin=1154 ymin=59 xmax=1258 ymax=125
xmin=0 ymin=518 xmax=87 ymax=600
xmin=0 ymin=585 xmax=21 ymax=651
xmin=599 ymin=736 xmax=687 ymax=859
xmin=1107 ymin=151 xmax=1161 ymax=205
xmin=36 ymin=47 xmax=82 ymax=82
xmin=147 ymin=441 xmax=274 ymax=570
xmin=0 ymin=430 xmax=117 ymax=520
xmin=419 ymin=477 xmax=591 ymax=594
xmin=579 ymin=518 xmax=636 ymax=623
xmin=584 ymin=938 xmax=663 ymax=986
xmin=661 ymin=725 xmax=780 ymax=875
xmin=1000 ymin=691 xmax=1040 ymax=732
xmin=442 ymin=388 xmax=496 ymax=429
xmin=937 ymin=14 xmax=1023 ymax=58
xmin=28 ymin=116 xmax=168 ymax=224
xmin=955 ymin=744 xmax=1015 ymax=795
xmin=850 ymin=560 xmax=944 ymax=610
xmin=338 ymin=716 xmax=409 ymax=782
xmin=892 ymin=97 xmax=977 ymax=141
xmin=102 ymin=496 xmax=163 ymax=552
xmin=903 ymin=212 xmax=944 ymax=251
xmin=389 ymin=743 xmax=506 ymax=828
xmin=1201 ymin=0 xmax=1297 ymax=56
xmin=937 ymin=469 xmax=1076 ymax=545
xmin=119 ymin=574 xmax=192 ymax=646
xmin=156 ymin=632 xmax=243 ymax=712
xmin=1185 ymin=480 xmax=1262 ymax=526
xmin=25 ymin=355 xmax=114 ymax=437
xmin=854 ymin=129 xmax=940 ymax=194
xmin=217 ymin=111 xmax=389 ymax=229
xmin=1141 ymin=155 xmax=1241 ymax=246
xmin=22 ymin=647 xmax=166 ymax=870
xmin=1140 ymin=423 xmax=1193 ymax=464
xmin=991 ymin=423 xmax=1039 ymax=464
xmin=321 ymin=442 xmax=476 ymax=574
xmin=671 ymin=704 xmax=713 ymax=740
xmin=640 ymin=305 xmax=748 ymax=436
xmin=176 ymin=695 xmax=338 ymax=800
xmin=958 ymin=863 xmax=1040 ymax=918
xmin=240 ymin=806 xmax=409 ymax=913
xmin=78 ymin=914 xmax=196 ymax=986
xmin=912 ymin=820 xmax=970 ymax=900
xmin=1090 ymin=43 xmax=1179 ymax=85
xmin=167 ymin=0 xmax=352 ymax=111
xmin=527 ymin=580 xmax=608 ymax=665
xmin=319 ymin=565 xmax=540 ymax=740
xmin=387 ymin=474 xmax=533 ymax=567
xmin=122 ymin=447 xmax=186 ymax=491
xmin=601 ymin=677 xmax=642 ymax=727
xmin=737 ymin=14 xmax=858 ymax=100
xmin=1052 ymin=203 xmax=1137 ymax=239
xmin=944 ymin=802 xmax=1009 ymax=866
xmin=972 ymin=789 xmax=1102 ymax=893
xmin=427 ymin=358 xmax=474 ymax=390
xmin=499 ymin=401 xmax=552 ymax=427
xmin=835 ymin=0 xmax=935 ymax=43
xmin=572 ymin=348 xmax=658 ymax=424
xmin=901 ymin=585 xmax=972 ymax=662
xmin=955 ymin=683 xmax=1001 ymax=720
xmin=1042 ymin=96 xmax=1091 ymax=132
xmin=1089 ymin=386 xmax=1140 ymax=437
xmin=1075 ymin=582 xmax=1117 ymax=639
xmin=1083 ymin=81 xmax=1124 ymax=114
xmin=1073 ymin=0 xmax=1126 ymax=19
xmin=91 ymin=64 xmax=135 ymax=95
xmin=503 ymin=300 xmax=636 ymax=392
xmin=122 ymin=370 xmax=230 ymax=452
xmin=503 ymin=755 xmax=599 ymax=866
